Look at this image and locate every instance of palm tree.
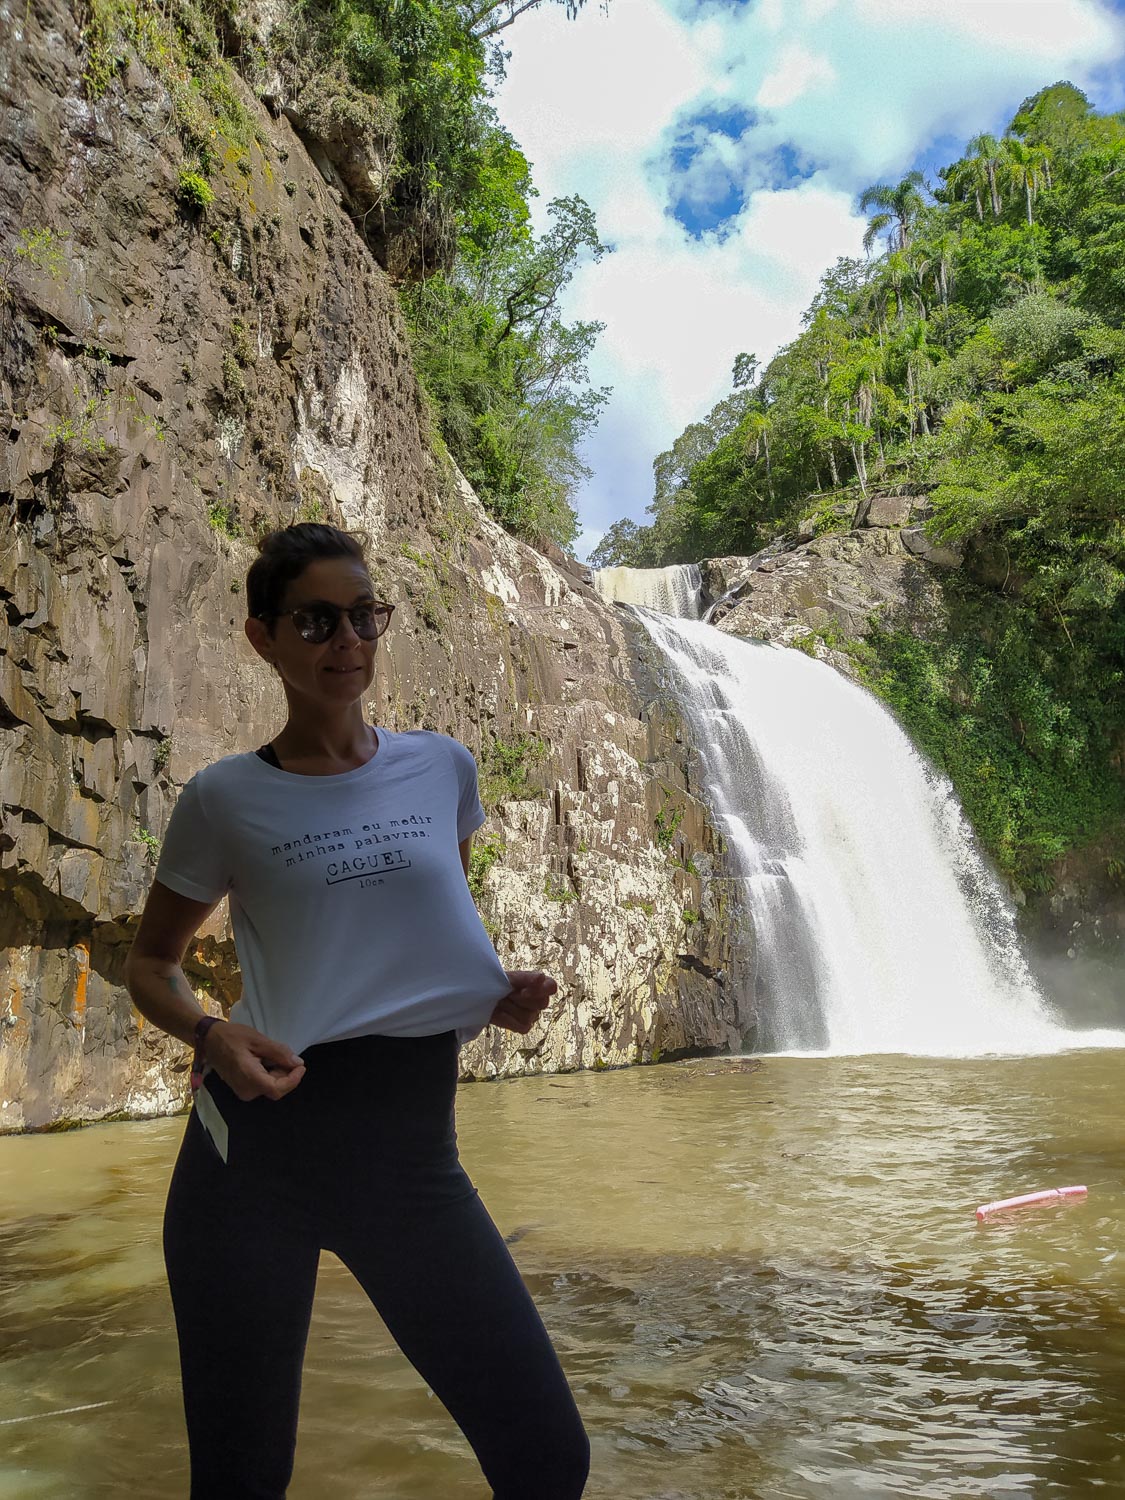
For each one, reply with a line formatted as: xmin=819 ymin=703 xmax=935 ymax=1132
xmin=899 ymin=320 xmax=934 ymax=439
xmin=859 ymin=171 xmax=928 ymax=255
xmin=876 ymin=250 xmax=914 ymax=323
xmin=922 ymin=230 xmax=958 ymax=311
xmin=943 ymin=156 xmax=986 ymax=221
xmin=1002 ymin=137 xmax=1052 ymax=226
xmin=965 ymin=134 xmax=1004 ymax=217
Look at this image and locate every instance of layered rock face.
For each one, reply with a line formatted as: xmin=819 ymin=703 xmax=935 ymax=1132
xmin=700 ymin=495 xmax=956 ymax=678
xmin=0 ymin=0 xmax=746 ymax=1128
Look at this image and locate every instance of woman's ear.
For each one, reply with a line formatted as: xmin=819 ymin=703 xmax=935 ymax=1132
xmin=244 ymin=615 xmax=275 ymax=666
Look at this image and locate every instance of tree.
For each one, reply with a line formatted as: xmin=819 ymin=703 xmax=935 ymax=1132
xmin=898 ymin=319 xmax=934 ymax=437
xmin=742 ymin=409 xmax=773 ymax=489
xmin=966 ymin=134 xmax=1005 ymax=218
xmin=860 ymin=171 xmax=928 ymax=254
xmin=487 ymin=195 xmax=606 ymax=344
xmin=463 ymin=0 xmax=608 ymax=41
xmin=1010 ymin=82 xmax=1093 ymax=158
xmin=1002 ymin=137 xmax=1052 ymax=227
xmin=403 ymin=194 xmax=610 ymax=544
xmin=912 ymin=230 xmax=959 ymax=313
xmin=732 ymin=351 xmax=760 ymax=388
xmin=943 ymin=154 xmax=987 ymax=222
xmin=588 ymin=517 xmax=656 ymax=569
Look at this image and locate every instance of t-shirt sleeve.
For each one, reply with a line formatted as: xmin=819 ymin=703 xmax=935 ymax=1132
xmin=447 ymin=738 xmax=487 ymax=842
xmin=154 ymin=776 xmax=232 ymax=904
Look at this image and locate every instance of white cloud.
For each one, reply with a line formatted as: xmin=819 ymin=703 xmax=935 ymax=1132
xmin=756 ymin=44 xmax=837 ymax=109
xmin=856 ymin=0 xmax=1116 ymax=54
xmin=492 ymin=0 xmax=1125 ymax=560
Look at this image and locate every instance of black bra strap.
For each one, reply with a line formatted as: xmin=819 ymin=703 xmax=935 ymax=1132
xmin=256 ymin=743 xmax=282 ymax=768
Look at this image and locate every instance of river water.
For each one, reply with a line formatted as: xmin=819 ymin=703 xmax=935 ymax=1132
xmin=2 ymin=1050 xmax=1123 ymax=1499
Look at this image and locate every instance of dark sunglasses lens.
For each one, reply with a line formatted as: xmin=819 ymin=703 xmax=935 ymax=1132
xmin=292 ymin=608 xmax=335 ymax=643
xmin=350 ymin=605 xmax=387 ymax=639
xmin=292 ymin=605 xmax=390 ymax=642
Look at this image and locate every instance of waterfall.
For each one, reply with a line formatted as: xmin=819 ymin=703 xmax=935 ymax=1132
xmin=593 ymin=564 xmax=703 ymax=618
xmin=598 ymin=567 xmax=1125 ymax=1057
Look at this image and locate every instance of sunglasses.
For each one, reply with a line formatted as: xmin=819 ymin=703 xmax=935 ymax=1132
xmin=266 ymin=600 xmax=395 ymax=644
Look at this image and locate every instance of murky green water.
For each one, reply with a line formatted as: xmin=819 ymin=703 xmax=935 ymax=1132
xmin=1 ymin=1051 xmax=1123 ymax=1498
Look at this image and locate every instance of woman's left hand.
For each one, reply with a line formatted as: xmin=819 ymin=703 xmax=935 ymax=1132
xmin=490 ymin=970 xmax=558 ymax=1034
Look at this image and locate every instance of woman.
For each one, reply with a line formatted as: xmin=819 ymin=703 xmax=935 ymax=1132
xmin=125 ymin=522 xmax=590 ymax=1499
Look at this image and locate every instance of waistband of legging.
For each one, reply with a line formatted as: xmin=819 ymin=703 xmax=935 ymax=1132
xmin=204 ymin=1028 xmax=460 ymax=1122
xmin=300 ymin=1029 xmax=457 ymax=1059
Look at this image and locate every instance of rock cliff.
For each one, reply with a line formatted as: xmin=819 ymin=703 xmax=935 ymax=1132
xmin=0 ymin=0 xmax=747 ymax=1128
xmin=700 ymin=493 xmax=956 ymax=674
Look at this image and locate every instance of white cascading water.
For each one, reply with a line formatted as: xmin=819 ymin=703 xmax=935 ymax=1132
xmin=593 ymin=564 xmax=704 ymax=618
xmin=597 ymin=564 xmax=1125 ymax=1056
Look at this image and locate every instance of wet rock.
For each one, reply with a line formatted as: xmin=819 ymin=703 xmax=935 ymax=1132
xmin=901 ymin=526 xmax=963 ymax=570
xmin=855 ymin=492 xmax=928 ymax=528
xmin=708 ymin=529 xmax=945 ymax=667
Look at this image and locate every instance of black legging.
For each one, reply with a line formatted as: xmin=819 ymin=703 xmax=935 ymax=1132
xmin=163 ymin=1031 xmax=590 ymax=1498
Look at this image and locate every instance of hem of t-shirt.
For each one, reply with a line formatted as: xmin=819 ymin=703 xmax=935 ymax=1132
xmin=154 ymin=868 xmax=228 ymax=905
xmin=307 ymin=1012 xmax=494 ymax=1048
xmin=240 ymin=725 xmax=391 ymax=783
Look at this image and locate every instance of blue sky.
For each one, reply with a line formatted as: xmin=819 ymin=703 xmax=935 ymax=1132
xmin=491 ymin=0 xmax=1125 ymax=561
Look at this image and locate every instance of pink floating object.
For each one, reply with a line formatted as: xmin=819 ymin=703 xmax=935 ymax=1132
xmin=976 ymin=1185 xmax=1088 ymax=1222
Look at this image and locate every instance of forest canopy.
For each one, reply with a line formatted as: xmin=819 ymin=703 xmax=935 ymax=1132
xmin=592 ymin=83 xmax=1125 ymax=578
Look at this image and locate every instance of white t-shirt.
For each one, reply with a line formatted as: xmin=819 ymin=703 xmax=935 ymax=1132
xmin=154 ymin=728 xmax=511 ymax=1053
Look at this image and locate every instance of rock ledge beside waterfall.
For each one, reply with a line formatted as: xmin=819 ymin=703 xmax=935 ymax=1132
xmin=699 ymin=519 xmax=949 ymax=676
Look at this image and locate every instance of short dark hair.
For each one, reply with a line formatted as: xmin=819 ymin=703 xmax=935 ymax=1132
xmin=246 ymin=523 xmax=370 ymax=631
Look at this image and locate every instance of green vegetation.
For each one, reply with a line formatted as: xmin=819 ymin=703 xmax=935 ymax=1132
xmin=15 ymin=226 xmax=67 ymax=279
xmin=398 ymin=540 xmax=456 ymax=628
xmin=622 ymin=898 xmax=654 ymax=916
xmin=45 ymin=395 xmax=111 ymax=453
xmin=653 ymin=797 xmax=684 ymax=850
xmin=543 ymin=873 xmax=576 ymax=903
xmin=402 ymin=193 xmax=609 ymax=545
xmin=153 ymin=736 xmax=173 ymax=773
xmin=593 ymin=84 xmax=1125 ymax=891
xmin=221 ymin=350 xmax=245 ymax=400
xmin=479 ymin=732 xmax=548 ymax=806
xmin=467 ymin=832 xmax=505 ymax=902
xmin=135 ymin=826 xmax=161 ymax=863
xmin=296 ymin=497 xmax=326 ymax=524
xmin=229 ymin=319 xmax=253 ymax=365
xmin=83 ymin=0 xmax=265 ymax=179
xmin=176 ymin=169 xmax=215 ymax=210
xmin=207 ymin=500 xmax=242 ymax=537
xmin=39 ymin=358 xmax=165 ymax=454
xmin=846 ymin=589 xmax=1123 ymax=888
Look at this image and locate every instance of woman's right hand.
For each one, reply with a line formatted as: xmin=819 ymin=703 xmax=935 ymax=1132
xmin=204 ymin=1022 xmax=306 ymax=1102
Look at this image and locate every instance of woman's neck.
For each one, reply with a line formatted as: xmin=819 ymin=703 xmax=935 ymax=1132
xmin=270 ymin=715 xmax=378 ymax=772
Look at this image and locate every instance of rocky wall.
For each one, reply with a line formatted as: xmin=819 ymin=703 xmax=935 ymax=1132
xmin=0 ymin=0 xmax=749 ymax=1128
